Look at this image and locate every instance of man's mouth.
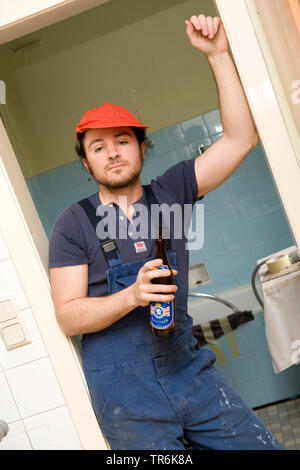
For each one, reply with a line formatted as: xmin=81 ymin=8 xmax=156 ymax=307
xmin=108 ymin=163 xmax=126 ymax=171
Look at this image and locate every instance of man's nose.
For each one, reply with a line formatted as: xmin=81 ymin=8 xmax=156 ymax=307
xmin=107 ymin=143 xmax=119 ymax=158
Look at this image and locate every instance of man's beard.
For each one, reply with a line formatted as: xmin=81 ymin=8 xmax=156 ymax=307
xmin=85 ymin=149 xmax=144 ymax=190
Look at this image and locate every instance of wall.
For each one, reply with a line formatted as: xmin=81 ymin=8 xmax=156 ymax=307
xmin=27 ymin=107 xmax=296 ymax=296
xmin=0 ymin=230 xmax=82 ymax=450
xmin=0 ymin=0 xmax=219 ymax=178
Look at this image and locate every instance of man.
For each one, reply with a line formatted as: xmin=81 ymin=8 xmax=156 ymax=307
xmin=49 ymin=14 xmax=282 ymax=450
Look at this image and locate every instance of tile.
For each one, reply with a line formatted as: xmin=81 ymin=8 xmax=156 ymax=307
xmin=228 ymin=248 xmax=254 ymax=277
xmin=234 ymin=269 xmax=254 ymax=287
xmin=202 ymin=109 xmax=223 ymax=136
xmin=210 ymin=132 xmax=223 ymax=143
xmin=234 ymin=196 xmax=262 ymax=225
xmin=27 ymin=160 xmax=92 ymax=199
xmin=213 ymin=203 xmax=241 ymax=231
xmin=0 ymin=259 xmax=29 ymax=310
xmin=228 ymin=173 xmax=259 ymax=202
xmin=203 ymin=184 xmax=232 ymax=212
xmin=232 ymin=327 xmax=251 ymax=355
xmin=227 ymin=353 xmax=259 ymax=384
xmin=5 ymin=357 xmax=65 ymax=419
xmin=220 ymin=225 xmax=248 ymax=253
xmin=145 ymin=131 xmax=165 ymax=158
xmin=249 ymin=241 xmax=275 ymax=264
xmin=165 ymin=145 xmax=194 ymax=165
xmin=0 ymin=232 xmax=10 ymax=262
xmin=0 ymin=308 xmax=48 ymax=371
xmin=0 ymin=372 xmax=21 ymax=423
xmin=246 ymin=322 xmax=268 ymax=351
xmin=264 ymin=208 xmax=293 ymax=240
xmin=144 ymin=155 xmax=173 ymax=180
xmin=159 ymin=124 xmax=186 ymax=151
xmin=37 ymin=180 xmax=97 ymax=223
xmin=256 ymin=190 xmax=282 ymax=216
xmin=243 ymin=218 xmax=270 ymax=246
xmin=0 ymin=421 xmax=32 ymax=450
xmin=213 ymin=274 xmax=237 ymax=293
xmin=188 ymin=248 xmax=206 ymax=267
xmin=202 ymin=228 xmax=226 ymax=260
xmin=253 ymin=349 xmax=274 ymax=376
xmin=234 ymin=378 xmax=270 ymax=408
xmin=261 ymin=373 xmax=297 ymax=403
xmin=181 ymin=115 xmax=209 ymax=143
xmin=24 ymin=406 xmax=82 ymax=450
xmin=243 ymin=143 xmax=269 ymax=172
xmin=204 ymin=254 xmax=233 ymax=284
xmin=227 ymin=159 xmax=248 ymax=180
xmin=252 ymin=169 xmax=276 ymax=196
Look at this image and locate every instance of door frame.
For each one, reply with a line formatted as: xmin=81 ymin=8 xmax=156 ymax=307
xmin=215 ymin=0 xmax=300 ymax=248
xmin=0 ymin=0 xmax=111 ymax=45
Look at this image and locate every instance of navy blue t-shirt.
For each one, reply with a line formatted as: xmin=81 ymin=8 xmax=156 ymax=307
xmin=48 ymin=158 xmax=204 ymax=296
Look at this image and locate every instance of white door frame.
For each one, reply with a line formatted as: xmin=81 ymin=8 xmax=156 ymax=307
xmin=0 ymin=0 xmax=111 ymax=45
xmin=215 ymin=0 xmax=300 ymax=248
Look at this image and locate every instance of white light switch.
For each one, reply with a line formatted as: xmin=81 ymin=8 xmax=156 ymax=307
xmin=0 ymin=296 xmax=31 ymax=351
xmin=2 ymin=323 xmax=26 ymax=347
xmin=0 ymin=300 xmax=17 ymax=322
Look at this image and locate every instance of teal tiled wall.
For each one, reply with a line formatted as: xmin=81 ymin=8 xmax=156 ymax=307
xmin=26 ymin=108 xmax=299 ymax=408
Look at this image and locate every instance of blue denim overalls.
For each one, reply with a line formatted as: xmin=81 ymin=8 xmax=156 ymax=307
xmin=78 ymin=185 xmax=282 ymax=450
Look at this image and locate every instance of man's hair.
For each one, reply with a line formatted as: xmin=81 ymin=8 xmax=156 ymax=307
xmin=75 ymin=127 xmax=147 ymax=160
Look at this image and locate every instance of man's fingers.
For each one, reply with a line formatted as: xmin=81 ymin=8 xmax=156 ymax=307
xmin=141 ymin=258 xmax=163 ymax=273
xmin=213 ymin=16 xmax=220 ymax=34
xmin=190 ymin=15 xmax=202 ymax=31
xmin=186 ymin=14 xmax=220 ymax=39
xmin=206 ymin=16 xmax=214 ymax=39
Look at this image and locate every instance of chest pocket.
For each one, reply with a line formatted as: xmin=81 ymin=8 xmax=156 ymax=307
xmin=113 ymin=274 xmax=138 ymax=293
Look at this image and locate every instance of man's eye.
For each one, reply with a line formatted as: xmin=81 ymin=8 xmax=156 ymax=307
xmin=119 ymin=140 xmax=128 ymax=145
xmin=95 ymin=147 xmax=103 ymax=152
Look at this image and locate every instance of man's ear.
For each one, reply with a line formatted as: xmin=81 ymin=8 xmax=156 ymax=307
xmin=141 ymin=142 xmax=146 ymax=159
xmin=82 ymin=158 xmax=90 ymax=173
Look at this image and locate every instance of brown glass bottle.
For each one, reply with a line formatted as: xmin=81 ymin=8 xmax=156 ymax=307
xmin=150 ymin=237 xmax=176 ymax=336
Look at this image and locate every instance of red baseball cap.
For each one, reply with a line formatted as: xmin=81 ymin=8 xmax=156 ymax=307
xmin=75 ymin=102 xmax=149 ymax=139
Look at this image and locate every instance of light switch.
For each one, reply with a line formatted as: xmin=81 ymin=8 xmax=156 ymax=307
xmin=0 ymin=296 xmax=31 ymax=351
xmin=2 ymin=323 xmax=25 ymax=347
xmin=0 ymin=300 xmax=17 ymax=322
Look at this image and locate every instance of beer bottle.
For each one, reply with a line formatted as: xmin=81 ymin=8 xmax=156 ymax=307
xmin=150 ymin=236 xmax=176 ymax=336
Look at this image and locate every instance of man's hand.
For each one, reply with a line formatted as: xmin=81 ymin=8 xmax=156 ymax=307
xmin=129 ymin=258 xmax=178 ymax=307
xmin=185 ymin=14 xmax=229 ymax=58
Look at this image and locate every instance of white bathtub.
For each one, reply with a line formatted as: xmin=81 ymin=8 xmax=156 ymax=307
xmin=187 ymin=282 xmax=263 ymax=325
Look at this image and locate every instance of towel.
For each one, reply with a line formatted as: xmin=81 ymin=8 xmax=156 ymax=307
xmin=192 ymin=310 xmax=255 ymax=347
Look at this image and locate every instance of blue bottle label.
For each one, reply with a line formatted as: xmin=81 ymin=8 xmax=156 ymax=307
xmin=150 ymin=264 xmax=174 ymax=330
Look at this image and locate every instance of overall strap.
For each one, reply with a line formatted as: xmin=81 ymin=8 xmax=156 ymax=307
xmin=77 ymin=198 xmax=120 ymax=267
xmin=144 ymin=184 xmax=172 ymax=251
xmin=77 ymin=185 xmax=172 ymax=265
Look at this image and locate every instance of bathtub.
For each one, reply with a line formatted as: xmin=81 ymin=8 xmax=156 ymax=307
xmin=187 ymin=282 xmax=263 ymax=325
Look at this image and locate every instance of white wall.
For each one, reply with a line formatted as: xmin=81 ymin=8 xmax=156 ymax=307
xmin=0 ymin=230 xmax=82 ymax=450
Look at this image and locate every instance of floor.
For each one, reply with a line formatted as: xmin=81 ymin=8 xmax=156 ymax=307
xmin=254 ymin=396 xmax=300 ymax=450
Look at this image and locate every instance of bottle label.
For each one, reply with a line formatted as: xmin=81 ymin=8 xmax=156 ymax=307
xmin=150 ymin=301 xmax=174 ymax=329
xmin=150 ymin=264 xmax=174 ymax=330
